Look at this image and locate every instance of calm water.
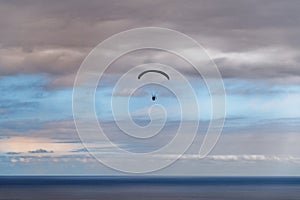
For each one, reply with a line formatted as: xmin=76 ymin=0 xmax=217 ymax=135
xmin=1 ymin=176 xmax=300 ymax=200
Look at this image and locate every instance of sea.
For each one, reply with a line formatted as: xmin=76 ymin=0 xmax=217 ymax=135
xmin=0 ymin=176 xmax=300 ymax=200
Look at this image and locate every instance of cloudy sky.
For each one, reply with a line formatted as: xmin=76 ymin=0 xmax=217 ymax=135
xmin=0 ymin=0 xmax=300 ymax=175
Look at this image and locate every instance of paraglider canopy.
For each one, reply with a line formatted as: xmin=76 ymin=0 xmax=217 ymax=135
xmin=138 ymin=69 xmax=170 ymax=80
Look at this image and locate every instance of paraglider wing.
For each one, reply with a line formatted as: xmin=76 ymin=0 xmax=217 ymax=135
xmin=138 ymin=70 xmax=170 ymax=80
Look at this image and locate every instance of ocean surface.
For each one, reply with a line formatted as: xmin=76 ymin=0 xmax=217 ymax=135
xmin=1 ymin=176 xmax=300 ymax=200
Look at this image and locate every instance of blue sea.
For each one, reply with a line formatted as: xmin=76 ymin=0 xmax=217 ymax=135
xmin=1 ymin=176 xmax=300 ymax=199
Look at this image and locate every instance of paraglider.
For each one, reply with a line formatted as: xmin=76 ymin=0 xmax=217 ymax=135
xmin=138 ymin=69 xmax=169 ymax=102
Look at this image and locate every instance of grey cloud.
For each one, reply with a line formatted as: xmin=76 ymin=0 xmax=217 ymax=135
xmin=6 ymin=152 xmax=21 ymax=155
xmin=0 ymin=119 xmax=79 ymax=141
xmin=71 ymin=148 xmax=88 ymax=153
xmin=1 ymin=0 xmax=299 ymax=50
xmin=0 ymin=0 xmax=137 ymax=49
xmin=0 ymin=48 xmax=85 ymax=76
xmin=28 ymin=149 xmax=54 ymax=154
xmin=1 ymin=0 xmax=300 ymax=48
xmin=213 ymin=47 xmax=300 ymax=80
xmin=0 ymin=0 xmax=299 ymax=87
xmin=207 ymin=155 xmax=300 ymax=162
xmin=155 ymin=154 xmax=300 ymax=163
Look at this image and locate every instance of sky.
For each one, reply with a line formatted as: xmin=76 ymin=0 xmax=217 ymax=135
xmin=0 ymin=0 xmax=300 ymax=175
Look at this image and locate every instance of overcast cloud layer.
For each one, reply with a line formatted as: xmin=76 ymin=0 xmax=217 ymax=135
xmin=0 ymin=0 xmax=300 ymax=87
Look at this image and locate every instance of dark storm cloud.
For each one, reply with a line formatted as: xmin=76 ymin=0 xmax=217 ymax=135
xmin=0 ymin=0 xmax=299 ymax=86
